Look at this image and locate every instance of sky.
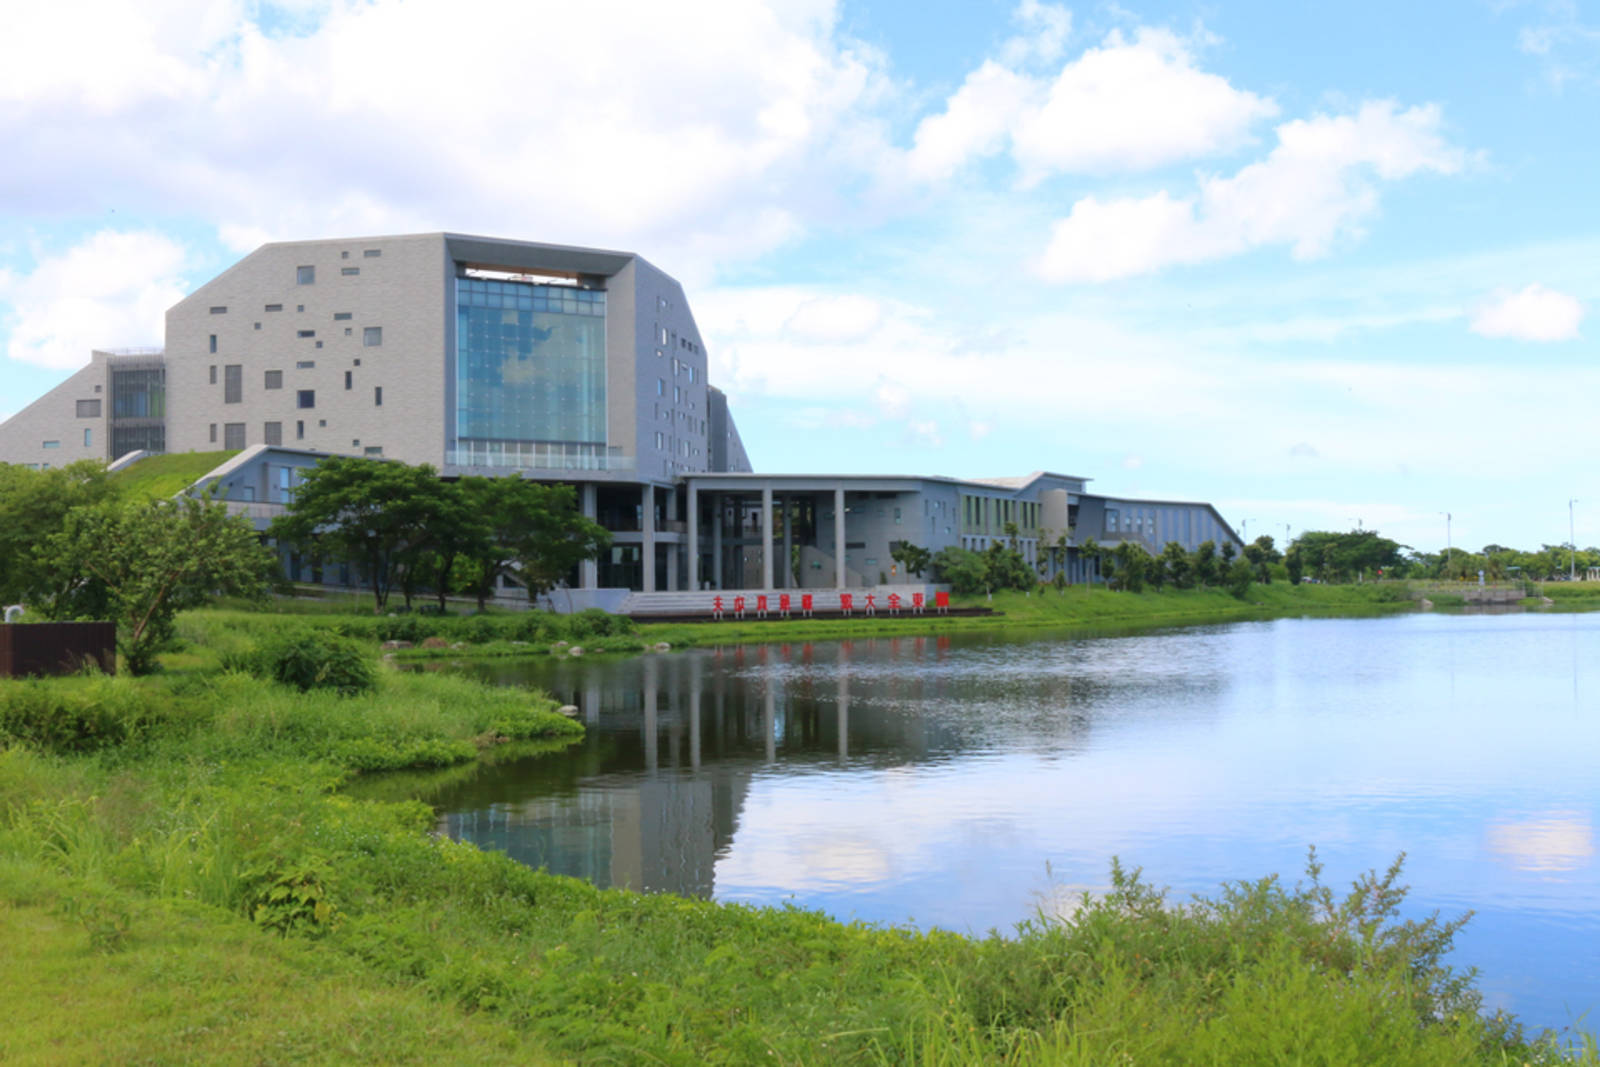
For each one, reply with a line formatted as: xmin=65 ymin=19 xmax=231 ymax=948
xmin=2 ymin=0 xmax=1597 ymax=554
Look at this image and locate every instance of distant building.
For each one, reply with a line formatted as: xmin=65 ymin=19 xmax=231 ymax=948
xmin=0 ymin=232 xmax=1239 ymax=607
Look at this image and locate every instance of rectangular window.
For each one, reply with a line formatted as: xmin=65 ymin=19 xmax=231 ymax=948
xmin=209 ymin=365 xmax=217 ymax=385
xmin=83 ymin=427 xmax=92 ymax=448
xmin=344 ymin=370 xmax=352 ymax=390
xmin=41 ymin=440 xmax=59 ymax=449
xmin=657 ymin=378 xmax=664 ymax=396
xmin=363 ymin=326 xmax=382 ymax=347
xmin=363 ymin=248 xmax=381 ymax=258
xmin=209 ymin=423 xmax=217 ymax=443
xmin=296 ymin=361 xmax=315 ymax=369
xmin=264 ymin=421 xmax=282 ymax=446
xmin=296 ymin=265 xmax=315 ymax=285
xmin=264 ymin=370 xmax=282 ymax=389
xmin=266 ymin=303 xmax=283 ymax=312
xmin=296 ymin=420 xmax=305 ymax=440
xmin=209 ymin=306 xmax=227 ymax=314
xmin=223 ymin=423 xmax=245 ymax=450
xmin=75 ymin=399 xmax=101 ymax=417
xmin=373 ymin=386 xmax=382 ymax=406
xmin=297 ymin=390 xmax=315 ymax=409
xmin=297 ymin=330 xmax=315 ymax=338
xmin=341 ymin=267 xmax=359 ymax=276
xmin=363 ymin=445 xmax=383 ymax=456
xmin=209 ymin=334 xmax=217 ymax=354
xmin=333 ymin=312 xmax=352 ymax=320
xmin=224 ymin=364 xmax=242 ymax=404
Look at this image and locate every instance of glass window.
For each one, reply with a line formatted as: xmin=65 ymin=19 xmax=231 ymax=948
xmin=334 ymin=312 xmax=352 ymax=320
xmin=297 ymin=390 xmax=315 ymax=409
xmin=223 ymin=423 xmax=245 ymax=450
xmin=296 ymin=361 xmax=315 ymax=369
xmin=266 ymin=303 xmax=283 ymax=312
xmin=374 ymin=386 xmax=382 ymax=406
xmin=209 ymin=424 xmax=217 ymax=443
xmin=296 ymin=265 xmax=314 ymax=285
xmin=84 ymin=427 xmax=92 ymax=448
xmin=209 ymin=306 xmax=226 ymax=314
xmin=224 ymin=364 xmax=242 ymax=404
xmin=75 ymin=399 xmax=101 ymax=417
xmin=264 ymin=421 xmax=282 ymax=446
xmin=296 ymin=420 xmax=304 ymax=440
xmin=209 ymin=334 xmax=217 ymax=354
xmin=453 ymin=277 xmax=606 ymax=455
xmin=341 ymin=267 xmax=359 ymax=276
xmin=363 ymin=248 xmax=381 ymax=258
xmin=364 ymin=446 xmax=383 ymax=455
xmin=264 ymin=370 xmax=282 ymax=389
xmin=209 ymin=365 xmax=217 ymax=384
xmin=363 ymin=326 xmax=382 ymax=346
xmin=42 ymin=440 xmax=59 ymax=449
xmin=297 ymin=330 xmax=315 ymax=338
xmin=344 ymin=371 xmax=352 ymax=390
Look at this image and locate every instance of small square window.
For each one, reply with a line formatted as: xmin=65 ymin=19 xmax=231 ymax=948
xmin=353 ymin=358 xmax=361 ymax=366
xmin=264 ymin=370 xmax=282 ymax=389
xmin=363 ymin=326 xmax=382 ymax=347
xmin=344 ymin=328 xmax=352 ymax=336
xmin=296 ymin=304 xmax=304 ymax=312
xmin=224 ymin=423 xmax=246 ymax=450
xmin=341 ymin=251 xmax=350 ymax=259
xmin=296 ymin=265 xmax=314 ymax=285
xmin=297 ymin=390 xmax=315 ymax=409
xmin=318 ymin=419 xmax=326 ymax=427
xmin=351 ymin=439 xmax=360 ymax=448
xmin=264 ymin=421 xmax=282 ymax=446
xmin=315 ymin=340 xmax=323 ymax=348
xmin=254 ymin=322 xmax=261 ymax=330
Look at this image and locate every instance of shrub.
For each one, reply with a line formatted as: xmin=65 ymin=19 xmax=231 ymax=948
xmin=0 ymin=676 xmax=167 ymax=752
xmin=257 ymin=631 xmax=377 ymax=696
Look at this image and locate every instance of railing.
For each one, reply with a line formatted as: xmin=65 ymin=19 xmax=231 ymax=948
xmin=444 ymin=450 xmax=636 ymax=473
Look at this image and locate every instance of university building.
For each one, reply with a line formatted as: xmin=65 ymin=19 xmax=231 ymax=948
xmin=0 ymin=232 xmax=1241 ymax=609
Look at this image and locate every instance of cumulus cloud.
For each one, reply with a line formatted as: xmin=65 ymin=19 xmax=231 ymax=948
xmin=0 ymin=0 xmax=890 ymax=279
xmin=1037 ymin=101 xmax=1464 ymax=282
xmin=908 ymin=24 xmax=1275 ymax=182
xmin=1469 ymin=284 xmax=1584 ymax=341
xmin=0 ymin=231 xmax=189 ymax=369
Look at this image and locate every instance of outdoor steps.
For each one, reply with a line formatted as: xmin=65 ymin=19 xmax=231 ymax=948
xmin=618 ymin=587 xmax=986 ymax=622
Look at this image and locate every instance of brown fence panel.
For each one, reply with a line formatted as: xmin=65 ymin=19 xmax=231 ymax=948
xmin=0 ymin=622 xmax=117 ymax=678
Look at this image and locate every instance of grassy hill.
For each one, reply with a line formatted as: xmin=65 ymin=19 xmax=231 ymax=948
xmin=110 ymin=451 xmax=238 ymax=500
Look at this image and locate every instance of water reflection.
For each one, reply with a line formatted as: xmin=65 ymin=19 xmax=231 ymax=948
xmin=428 ymin=613 xmax=1600 ymax=1033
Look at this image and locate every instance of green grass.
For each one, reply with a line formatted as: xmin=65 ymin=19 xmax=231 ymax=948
xmin=110 ymin=449 xmax=239 ymax=499
xmin=1 ymin=617 xmax=1597 ymax=1062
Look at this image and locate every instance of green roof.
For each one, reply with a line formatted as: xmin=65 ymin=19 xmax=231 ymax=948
xmin=110 ymin=451 xmax=239 ymax=500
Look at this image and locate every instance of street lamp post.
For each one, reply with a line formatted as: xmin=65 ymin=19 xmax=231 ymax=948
xmin=1441 ymin=512 xmax=1452 ymax=577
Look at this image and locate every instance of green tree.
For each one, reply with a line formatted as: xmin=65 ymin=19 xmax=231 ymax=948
xmin=890 ymin=541 xmax=933 ymax=579
xmin=1160 ymin=542 xmax=1193 ymax=589
xmin=39 ymin=494 xmax=272 ymax=673
xmin=1225 ymin=557 xmax=1254 ymax=599
xmin=1285 ymin=544 xmax=1305 ymax=585
xmin=270 ymin=457 xmax=454 ymax=612
xmin=1290 ymin=530 xmax=1406 ymax=583
xmin=1191 ymin=540 xmax=1219 ymax=587
xmin=983 ymin=540 xmax=1035 ymax=592
xmin=0 ymin=460 xmax=117 ymax=607
xmin=1107 ymin=541 xmax=1152 ymax=592
xmin=1242 ymin=535 xmax=1280 ymax=584
xmin=932 ymin=546 xmax=990 ymax=595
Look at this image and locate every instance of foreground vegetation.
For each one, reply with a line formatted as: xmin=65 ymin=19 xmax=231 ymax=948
xmin=2 ymin=620 xmax=1596 ymax=1062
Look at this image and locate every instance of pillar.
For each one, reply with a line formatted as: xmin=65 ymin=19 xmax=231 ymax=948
xmin=687 ymin=482 xmax=699 ymax=590
xmin=711 ymin=492 xmax=722 ymax=590
xmin=768 ymin=486 xmax=780 ymax=591
xmin=580 ymin=484 xmax=598 ymax=589
xmin=781 ymin=494 xmax=792 ymax=590
xmin=641 ymin=484 xmax=656 ymax=593
xmin=834 ymin=486 xmax=846 ymax=589
xmin=665 ymin=487 xmax=679 ymax=591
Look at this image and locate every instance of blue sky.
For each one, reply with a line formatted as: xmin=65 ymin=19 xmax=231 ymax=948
xmin=2 ymin=0 xmax=1597 ymax=552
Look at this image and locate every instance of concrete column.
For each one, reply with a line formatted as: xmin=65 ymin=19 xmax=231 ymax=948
xmin=711 ymin=493 xmax=722 ymax=590
xmin=781 ymin=494 xmax=792 ymax=590
xmin=641 ymin=484 xmax=656 ymax=593
xmin=580 ymin=483 xmax=598 ymax=589
xmin=834 ymin=486 xmax=846 ymax=589
xmin=665 ymin=488 xmax=679 ymax=591
xmin=761 ymin=485 xmax=774 ymax=590
xmin=687 ymin=482 xmax=699 ymax=590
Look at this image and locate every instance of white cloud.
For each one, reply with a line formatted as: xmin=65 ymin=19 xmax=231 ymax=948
xmin=1000 ymin=0 xmax=1072 ymax=66
xmin=0 ymin=231 xmax=189 ymax=369
xmin=0 ymin=0 xmax=891 ymax=279
xmin=1469 ymin=284 xmax=1584 ymax=341
xmin=784 ymin=294 xmax=884 ymax=342
xmin=1038 ymin=101 xmax=1464 ymax=282
xmin=908 ymin=25 xmax=1275 ymax=183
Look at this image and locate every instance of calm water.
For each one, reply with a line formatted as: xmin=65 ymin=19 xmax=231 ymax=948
xmin=427 ymin=612 xmax=1600 ymax=1033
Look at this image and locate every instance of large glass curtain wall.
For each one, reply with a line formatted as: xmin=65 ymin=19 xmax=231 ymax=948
xmin=454 ymin=277 xmax=606 ymax=468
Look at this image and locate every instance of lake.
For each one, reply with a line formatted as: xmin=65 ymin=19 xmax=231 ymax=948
xmin=425 ymin=611 xmax=1600 ymax=1034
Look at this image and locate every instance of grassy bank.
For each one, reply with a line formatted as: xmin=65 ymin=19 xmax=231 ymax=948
xmin=2 ymin=623 xmax=1596 ymax=1062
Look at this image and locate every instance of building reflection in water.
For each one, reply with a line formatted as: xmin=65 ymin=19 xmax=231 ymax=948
xmin=433 ymin=634 xmax=1095 ymax=899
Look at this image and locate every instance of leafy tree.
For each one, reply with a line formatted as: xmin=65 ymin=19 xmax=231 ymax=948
xmin=1285 ymin=544 xmax=1305 ymax=585
xmin=271 ymin=457 xmax=455 ymax=612
xmin=890 ymin=541 xmax=933 ymax=579
xmin=984 ymin=540 xmax=1035 ymax=592
xmin=1160 ymin=542 xmax=1193 ymax=589
xmin=1289 ymin=530 xmax=1406 ymax=584
xmin=1106 ymin=541 xmax=1152 ymax=592
xmin=504 ymin=483 xmax=611 ymax=601
xmin=1242 ymin=535 xmax=1280 ymax=584
xmin=1225 ymin=557 xmax=1254 ymax=599
xmin=39 ymin=494 xmax=273 ymax=674
xmin=0 ymin=460 xmax=117 ymax=607
xmin=932 ymin=546 xmax=989 ymax=595
xmin=1191 ymin=540 xmax=1220 ymax=587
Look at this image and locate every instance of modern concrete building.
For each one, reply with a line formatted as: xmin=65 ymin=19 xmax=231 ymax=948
xmin=0 ymin=232 xmax=1241 ymax=608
